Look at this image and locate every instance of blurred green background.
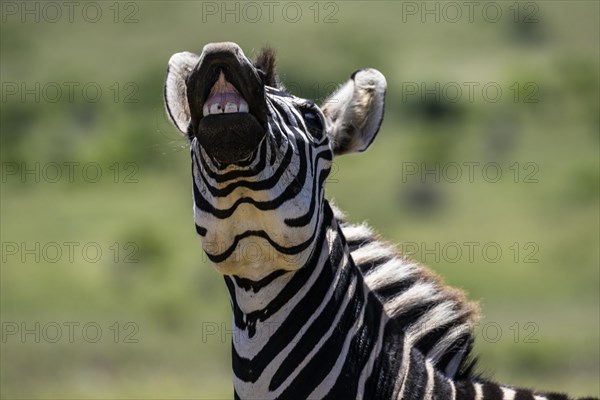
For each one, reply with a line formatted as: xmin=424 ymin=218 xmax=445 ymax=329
xmin=1 ymin=1 xmax=598 ymax=399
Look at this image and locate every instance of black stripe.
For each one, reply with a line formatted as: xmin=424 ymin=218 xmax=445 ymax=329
xmin=356 ymin=254 xmax=395 ymax=275
xmin=327 ymin=290 xmax=382 ymax=398
xmin=233 ymin=269 xmax=289 ymax=293
xmin=374 ymin=276 xmax=419 ymax=301
xmin=401 ymin=348 xmax=429 ymax=400
xmin=415 ymin=321 xmax=457 ymax=360
xmin=271 ymin=97 xmax=300 ymax=129
xmin=544 ymin=393 xmax=571 ymax=400
xmin=436 ymin=334 xmax=473 ymax=377
xmin=284 ymin=155 xmax=331 ymax=227
xmin=231 ymin=251 xmax=333 ymax=381
xmin=455 ymin=380 xmax=476 ymax=398
xmin=269 ymin=239 xmax=353 ymax=390
xmin=390 ymin=301 xmax=441 ymax=336
xmin=514 ymin=389 xmax=536 ymax=400
xmin=269 ymin=136 xmax=278 ymax=165
xmin=347 ymin=237 xmax=370 ymax=249
xmin=194 ymin=223 xmax=207 ymax=236
xmin=163 ymin=67 xmax=179 ymax=129
xmin=482 ymin=381 xmax=505 ymax=399
xmin=196 ymin=137 xmax=269 ymax=182
xmin=432 ymin=370 xmax=454 ymax=400
xmin=227 ymin=206 xmax=330 ymax=333
xmin=193 ymin=130 xmax=308 ymax=218
xmin=275 ymin=275 xmax=363 ymax=398
xmin=363 ymin=319 xmax=405 ymax=400
xmin=193 ymin=139 xmax=293 ymax=197
xmin=230 ymin=207 xmax=334 ymax=381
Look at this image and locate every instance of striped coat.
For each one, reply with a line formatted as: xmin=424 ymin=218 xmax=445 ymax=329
xmin=163 ymin=42 xmax=594 ymax=400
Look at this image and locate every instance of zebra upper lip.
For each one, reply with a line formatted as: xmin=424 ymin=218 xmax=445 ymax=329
xmin=190 ymin=64 xmax=267 ymax=129
xmin=189 ymin=45 xmax=267 ymax=165
xmin=187 ymin=43 xmax=268 ymax=131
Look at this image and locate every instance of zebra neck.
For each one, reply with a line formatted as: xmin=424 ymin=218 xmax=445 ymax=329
xmin=223 ymin=202 xmax=366 ymax=367
xmin=223 ymin=202 xmax=347 ymax=337
xmin=224 ymin=203 xmax=396 ymax=399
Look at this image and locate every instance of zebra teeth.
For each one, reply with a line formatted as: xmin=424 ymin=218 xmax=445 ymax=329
xmin=202 ymin=71 xmax=251 ymax=117
xmin=210 ymin=103 xmax=223 ymax=114
xmin=224 ymin=102 xmax=238 ymax=113
xmin=203 ymin=99 xmax=250 ymax=116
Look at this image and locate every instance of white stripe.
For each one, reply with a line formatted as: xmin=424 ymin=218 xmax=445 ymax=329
xmin=352 ymin=241 xmax=394 ymax=265
xmin=308 ymin=275 xmax=369 ymax=399
xmin=194 ymin=137 xmax=299 ymax=206
xmin=395 ymin=343 xmax=411 ymax=400
xmin=427 ymin=324 xmax=470 ymax=365
xmin=474 ymin=382 xmax=483 ymax=400
xmin=406 ymin=302 xmax=461 ymax=346
xmin=341 ymin=223 xmax=373 ymax=242
xmin=233 ymin=231 xmax=333 ymax=359
xmin=234 ymin=274 xmax=358 ymax=399
xmin=363 ymin=258 xmax=416 ymax=290
xmin=501 ymin=387 xmax=516 ymax=400
xmin=384 ymin=282 xmax=443 ymax=318
xmin=233 ymin=271 xmax=294 ymax=314
xmin=424 ymin=360 xmax=435 ymax=400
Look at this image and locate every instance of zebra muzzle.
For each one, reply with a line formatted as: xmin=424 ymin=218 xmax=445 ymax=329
xmin=187 ymin=42 xmax=268 ymax=165
xmin=196 ymin=75 xmax=264 ymax=165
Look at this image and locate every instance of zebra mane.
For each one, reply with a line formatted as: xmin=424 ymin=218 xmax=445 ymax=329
xmin=330 ymin=203 xmax=481 ymax=379
xmin=255 ymin=46 xmax=280 ymax=88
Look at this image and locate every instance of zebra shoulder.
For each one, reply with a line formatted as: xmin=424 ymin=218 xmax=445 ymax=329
xmin=331 ymin=202 xmax=480 ymax=379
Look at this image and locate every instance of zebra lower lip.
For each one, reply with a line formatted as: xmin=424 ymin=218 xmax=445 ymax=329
xmin=196 ymin=112 xmax=264 ymax=165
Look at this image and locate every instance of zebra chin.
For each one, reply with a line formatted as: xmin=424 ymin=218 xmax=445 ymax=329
xmin=205 ymin=237 xmax=314 ymax=280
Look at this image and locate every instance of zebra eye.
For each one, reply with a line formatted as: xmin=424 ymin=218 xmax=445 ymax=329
xmin=301 ymin=108 xmax=324 ymax=137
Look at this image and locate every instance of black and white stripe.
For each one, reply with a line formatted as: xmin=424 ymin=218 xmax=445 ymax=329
xmin=163 ymin=43 xmax=590 ymax=400
xmin=190 ymin=96 xmax=573 ymax=400
xmin=223 ymin=202 xmax=576 ymax=400
xmin=191 ymin=89 xmax=333 ymax=279
xmin=336 ymin=209 xmax=479 ymax=379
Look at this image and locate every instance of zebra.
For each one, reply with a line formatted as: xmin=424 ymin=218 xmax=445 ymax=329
xmin=163 ymin=42 xmax=595 ymax=400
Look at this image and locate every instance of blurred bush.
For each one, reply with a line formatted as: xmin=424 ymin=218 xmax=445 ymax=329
xmin=1 ymin=1 xmax=598 ymax=399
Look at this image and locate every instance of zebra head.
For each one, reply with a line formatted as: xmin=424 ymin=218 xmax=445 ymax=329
xmin=164 ymin=42 xmax=386 ymax=280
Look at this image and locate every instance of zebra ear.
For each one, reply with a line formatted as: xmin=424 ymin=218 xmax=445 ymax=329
xmin=322 ymin=69 xmax=386 ymax=155
xmin=164 ymin=51 xmax=200 ymax=135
